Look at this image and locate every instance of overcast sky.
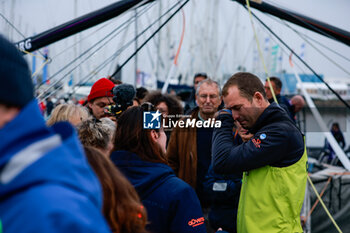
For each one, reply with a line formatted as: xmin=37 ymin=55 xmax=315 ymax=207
xmin=1 ymin=0 xmax=349 ymax=86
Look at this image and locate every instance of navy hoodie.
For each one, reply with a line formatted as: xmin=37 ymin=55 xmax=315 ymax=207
xmin=0 ymin=100 xmax=111 ymax=233
xmin=110 ymin=151 xmax=207 ymax=233
xmin=212 ymin=102 xmax=304 ymax=173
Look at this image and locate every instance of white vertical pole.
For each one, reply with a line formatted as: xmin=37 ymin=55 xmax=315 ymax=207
xmin=290 ymin=59 xmax=350 ymax=171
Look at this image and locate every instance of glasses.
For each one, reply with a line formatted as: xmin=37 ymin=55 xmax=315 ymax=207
xmin=198 ymin=94 xmax=219 ymax=100
xmin=141 ymin=102 xmax=155 ymax=111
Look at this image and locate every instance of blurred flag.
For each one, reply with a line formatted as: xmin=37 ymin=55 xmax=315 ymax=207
xmin=69 ymin=73 xmax=73 ymax=87
xmin=42 ymin=47 xmax=49 ymax=84
xmin=136 ymin=70 xmax=151 ymax=87
xmin=32 ymin=52 xmax=37 ymax=85
xmin=300 ymin=43 xmax=306 ymax=59
xmin=270 ymin=45 xmax=279 ymax=74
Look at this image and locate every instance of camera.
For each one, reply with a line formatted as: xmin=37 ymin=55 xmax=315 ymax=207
xmin=104 ymin=84 xmax=135 ymax=117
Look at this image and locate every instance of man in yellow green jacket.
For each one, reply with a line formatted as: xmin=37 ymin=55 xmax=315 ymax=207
xmin=212 ymin=72 xmax=307 ymax=233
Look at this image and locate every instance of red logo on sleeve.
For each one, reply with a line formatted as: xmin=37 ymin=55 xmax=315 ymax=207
xmin=188 ymin=217 xmax=205 ymax=227
xmin=252 ymin=138 xmax=261 ymax=148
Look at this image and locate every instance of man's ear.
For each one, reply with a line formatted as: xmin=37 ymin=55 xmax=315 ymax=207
xmin=253 ymin=92 xmax=264 ymax=104
xmin=276 ymin=87 xmax=282 ymax=95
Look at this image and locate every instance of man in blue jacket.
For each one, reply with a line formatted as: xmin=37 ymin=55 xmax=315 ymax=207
xmin=264 ymin=77 xmax=294 ymax=121
xmin=0 ymin=35 xmax=111 ymax=233
xmin=212 ymin=72 xmax=307 ymax=233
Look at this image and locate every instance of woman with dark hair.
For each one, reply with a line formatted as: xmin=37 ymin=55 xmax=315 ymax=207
xmin=84 ymin=146 xmax=147 ymax=233
xmin=143 ymin=91 xmax=183 ymax=143
xmin=143 ymin=91 xmax=183 ymax=119
xmin=110 ymin=104 xmax=206 ymax=233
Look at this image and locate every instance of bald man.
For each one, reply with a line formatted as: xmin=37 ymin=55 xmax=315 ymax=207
xmin=289 ymin=95 xmax=305 ymax=124
xmin=290 ymin=95 xmax=305 ymax=113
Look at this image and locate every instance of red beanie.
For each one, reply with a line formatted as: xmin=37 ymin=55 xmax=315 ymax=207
xmin=87 ymin=78 xmax=115 ymax=102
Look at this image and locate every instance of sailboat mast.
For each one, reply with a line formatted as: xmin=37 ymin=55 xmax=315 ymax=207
xmin=74 ymin=0 xmax=78 ymax=86
xmin=16 ymin=0 xmax=151 ymax=53
xmin=156 ymin=1 xmax=162 ymax=83
xmin=134 ymin=9 xmax=138 ymax=86
xmin=232 ymin=0 xmax=350 ymax=47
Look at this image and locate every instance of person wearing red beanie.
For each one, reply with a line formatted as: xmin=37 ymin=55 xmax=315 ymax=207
xmin=87 ymin=78 xmax=115 ymax=120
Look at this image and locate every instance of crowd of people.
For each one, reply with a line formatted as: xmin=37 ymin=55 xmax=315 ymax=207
xmin=0 ymin=33 xmax=344 ymax=233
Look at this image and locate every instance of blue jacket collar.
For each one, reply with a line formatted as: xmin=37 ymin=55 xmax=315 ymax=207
xmin=249 ymin=102 xmax=292 ymax=134
xmin=111 ymin=150 xmax=175 ymax=199
xmin=0 ymin=99 xmax=50 ymax=167
xmin=0 ymin=100 xmax=102 ymax=208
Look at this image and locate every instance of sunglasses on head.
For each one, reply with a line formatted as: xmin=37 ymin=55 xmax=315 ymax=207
xmin=140 ymin=102 xmax=156 ymax=112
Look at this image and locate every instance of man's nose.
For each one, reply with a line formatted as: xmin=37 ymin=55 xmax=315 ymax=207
xmin=232 ymin=112 xmax=239 ymax=121
xmin=205 ymin=96 xmax=211 ymax=102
